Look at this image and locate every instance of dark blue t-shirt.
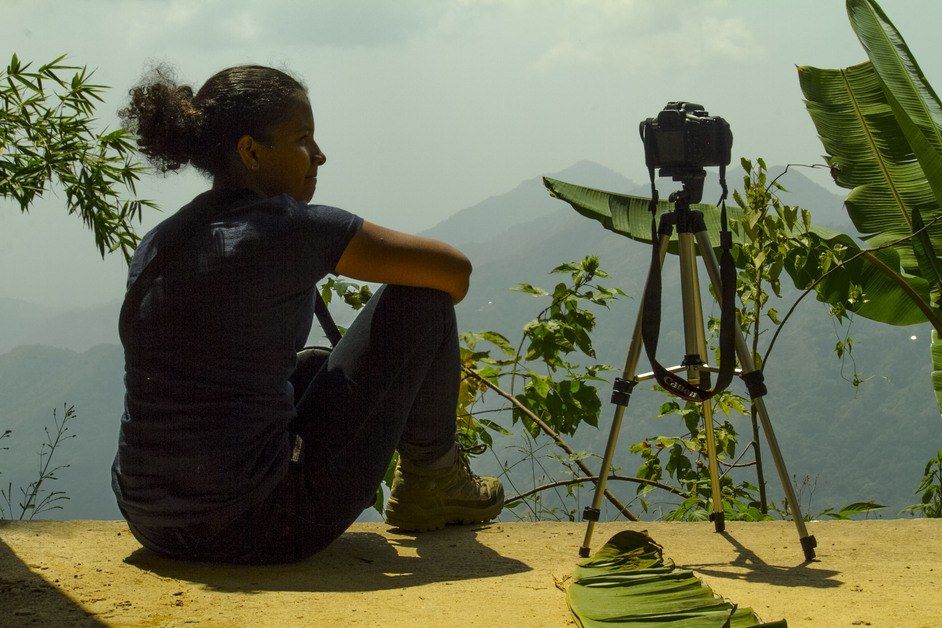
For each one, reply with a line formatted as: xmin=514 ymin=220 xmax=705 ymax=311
xmin=112 ymin=190 xmax=363 ymax=526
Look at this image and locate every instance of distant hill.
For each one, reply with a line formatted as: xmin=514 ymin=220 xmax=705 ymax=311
xmin=0 ymin=160 xmax=936 ymax=522
xmin=421 ymin=160 xmax=649 ymax=247
xmin=0 ymin=298 xmax=121 ymax=355
xmin=0 ymin=299 xmax=59 ymax=355
xmin=0 ymin=344 xmax=125 ymax=520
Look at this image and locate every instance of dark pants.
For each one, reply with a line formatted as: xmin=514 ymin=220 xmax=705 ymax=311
xmin=127 ymin=285 xmax=459 ymax=564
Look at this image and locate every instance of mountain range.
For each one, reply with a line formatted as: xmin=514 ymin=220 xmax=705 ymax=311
xmin=0 ymin=160 xmax=937 ymax=522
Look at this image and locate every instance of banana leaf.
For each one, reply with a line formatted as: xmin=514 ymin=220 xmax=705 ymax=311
xmin=567 ymin=530 xmax=786 ymax=627
xmin=800 ymin=0 xmax=942 ymax=411
xmin=846 ymin=0 xmax=942 ymax=206
xmin=932 ymin=330 xmax=942 ymax=412
xmin=541 ymin=177 xmax=726 ymax=253
xmin=800 ymin=0 xmax=942 ymax=287
xmin=797 ymin=61 xmax=942 ymax=271
xmin=544 ymin=176 xmax=941 ymax=328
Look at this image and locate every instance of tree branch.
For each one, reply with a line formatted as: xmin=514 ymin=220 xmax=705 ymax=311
xmin=506 ymin=474 xmax=686 ymax=504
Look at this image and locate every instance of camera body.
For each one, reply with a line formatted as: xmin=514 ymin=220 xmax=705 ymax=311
xmin=641 ymin=102 xmax=732 ymax=171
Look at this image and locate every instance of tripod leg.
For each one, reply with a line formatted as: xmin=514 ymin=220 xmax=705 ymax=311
xmin=677 ymin=232 xmax=725 ymax=532
xmin=700 ymin=398 xmax=725 ymax=531
xmin=579 ymin=405 xmax=627 ymax=558
xmin=579 ymin=231 xmax=672 ymax=558
xmin=694 ymin=230 xmax=817 ymax=561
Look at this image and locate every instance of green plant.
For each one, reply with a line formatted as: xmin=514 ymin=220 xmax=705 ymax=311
xmin=459 ymin=256 xmax=635 ymax=520
xmin=0 ymin=404 xmax=76 ymax=520
xmin=1 ymin=54 xmax=156 ymax=261
xmin=320 ymin=277 xmax=373 ymax=311
xmin=798 ymin=0 xmax=942 ymax=514
xmin=798 ymin=0 xmax=942 ymax=403
xmin=902 ymin=451 xmax=942 ymax=518
xmin=768 ymin=474 xmax=886 ymax=521
xmin=726 ymin=157 xmax=817 ymax=512
xmin=459 ymin=257 xmax=622 ymax=439
xmin=629 ymin=391 xmax=771 ymax=522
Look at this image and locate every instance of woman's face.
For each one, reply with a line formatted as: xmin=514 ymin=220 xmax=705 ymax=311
xmin=252 ymin=93 xmax=326 ymax=202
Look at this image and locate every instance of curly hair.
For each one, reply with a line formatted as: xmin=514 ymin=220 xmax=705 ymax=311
xmin=119 ymin=64 xmax=307 ymax=176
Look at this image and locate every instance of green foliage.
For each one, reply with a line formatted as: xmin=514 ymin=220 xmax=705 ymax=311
xmin=0 ymin=54 xmax=154 ymax=522
xmin=770 ymin=474 xmax=886 ymax=521
xmin=797 ymin=0 xmax=942 ymax=329
xmin=931 ymin=330 xmax=942 ymax=418
xmin=320 ymin=277 xmax=373 ymax=311
xmin=815 ymin=501 xmax=887 ymax=520
xmin=458 ymin=256 xmax=625 ymax=518
xmin=628 ymin=392 xmax=769 ymax=522
xmin=730 ymin=158 xmax=817 ymax=363
xmin=0 ymin=404 xmax=76 ymax=520
xmin=460 ymin=256 xmax=621 ymax=442
xmin=902 ymin=450 xmax=942 ymax=518
xmin=799 ymin=0 xmax=942 ymax=512
xmin=1 ymin=54 xmax=156 ymax=262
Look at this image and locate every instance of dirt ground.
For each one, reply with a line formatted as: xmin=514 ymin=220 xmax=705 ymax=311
xmin=1 ymin=518 xmax=940 ymax=627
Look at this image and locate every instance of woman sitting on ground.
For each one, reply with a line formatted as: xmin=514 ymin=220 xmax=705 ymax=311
xmin=112 ymin=64 xmax=503 ymax=564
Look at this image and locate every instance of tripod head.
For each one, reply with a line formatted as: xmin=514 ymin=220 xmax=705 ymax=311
xmin=660 ymin=166 xmax=706 ymax=205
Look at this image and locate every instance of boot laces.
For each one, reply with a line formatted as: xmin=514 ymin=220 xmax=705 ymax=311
xmin=457 ymin=443 xmax=489 ymax=485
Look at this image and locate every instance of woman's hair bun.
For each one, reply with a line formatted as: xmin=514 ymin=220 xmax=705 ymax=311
xmin=119 ymin=65 xmax=201 ymax=173
xmin=120 ymin=64 xmax=306 ymax=177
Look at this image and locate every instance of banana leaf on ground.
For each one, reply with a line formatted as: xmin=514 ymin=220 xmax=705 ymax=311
xmin=568 ymin=530 xmax=787 ymax=627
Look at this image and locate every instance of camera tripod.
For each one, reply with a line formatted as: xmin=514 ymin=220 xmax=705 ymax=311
xmin=578 ymin=174 xmax=818 ymax=563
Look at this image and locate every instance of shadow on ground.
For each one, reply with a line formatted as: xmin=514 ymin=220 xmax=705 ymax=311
xmin=0 ymin=536 xmax=105 ymax=626
xmin=681 ymin=530 xmax=844 ymax=589
xmin=125 ymin=523 xmax=531 ymax=594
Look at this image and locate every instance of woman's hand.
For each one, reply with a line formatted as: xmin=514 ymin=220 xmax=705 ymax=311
xmin=335 ymin=221 xmax=472 ymax=304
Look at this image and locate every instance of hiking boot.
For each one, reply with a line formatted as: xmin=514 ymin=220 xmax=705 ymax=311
xmin=384 ymin=446 xmax=504 ymax=532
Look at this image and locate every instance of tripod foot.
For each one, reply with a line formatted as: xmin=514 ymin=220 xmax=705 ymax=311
xmin=578 ymin=545 xmax=590 ymax=558
xmin=709 ymin=511 xmax=726 ymax=533
xmin=801 ymin=535 xmax=817 ymax=562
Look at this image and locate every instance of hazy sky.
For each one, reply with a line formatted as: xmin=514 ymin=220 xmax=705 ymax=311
xmin=2 ymin=0 xmax=939 ymax=307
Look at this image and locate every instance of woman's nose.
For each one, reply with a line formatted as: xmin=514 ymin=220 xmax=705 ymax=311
xmin=313 ymin=142 xmax=326 ymax=166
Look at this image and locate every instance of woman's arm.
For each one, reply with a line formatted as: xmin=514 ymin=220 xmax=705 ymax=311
xmin=334 ymin=221 xmax=472 ymax=304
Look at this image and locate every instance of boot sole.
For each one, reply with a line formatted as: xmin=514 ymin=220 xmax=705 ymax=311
xmin=384 ymin=499 xmax=504 ymax=533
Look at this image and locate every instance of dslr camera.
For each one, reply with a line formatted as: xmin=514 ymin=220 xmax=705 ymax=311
xmin=640 ymin=102 xmax=732 ymax=172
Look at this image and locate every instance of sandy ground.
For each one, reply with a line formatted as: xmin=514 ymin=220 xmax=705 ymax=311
xmin=1 ymin=519 xmax=940 ymax=627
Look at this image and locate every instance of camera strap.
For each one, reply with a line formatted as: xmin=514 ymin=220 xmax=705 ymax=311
xmin=640 ymin=166 xmax=737 ymax=402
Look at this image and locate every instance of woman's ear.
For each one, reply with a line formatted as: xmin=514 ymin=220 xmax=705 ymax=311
xmin=236 ymin=134 xmax=262 ymax=171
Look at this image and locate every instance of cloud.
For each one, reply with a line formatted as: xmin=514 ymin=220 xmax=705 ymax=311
xmin=211 ymin=0 xmax=437 ymax=49
xmin=532 ymin=3 xmax=759 ymax=76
